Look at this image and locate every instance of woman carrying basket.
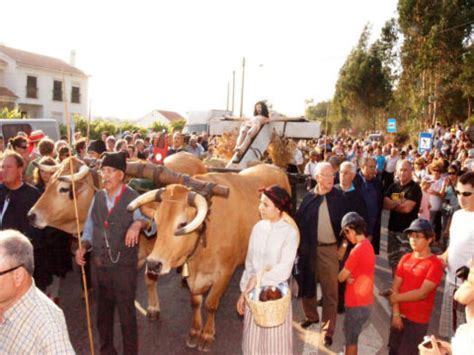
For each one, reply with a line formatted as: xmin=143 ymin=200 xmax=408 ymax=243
xmin=236 ymin=184 xmax=299 ymax=355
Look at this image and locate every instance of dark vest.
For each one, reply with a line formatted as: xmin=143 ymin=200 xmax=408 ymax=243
xmin=91 ymin=186 xmax=139 ymax=268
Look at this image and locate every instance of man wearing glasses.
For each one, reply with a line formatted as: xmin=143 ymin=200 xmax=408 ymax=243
xmin=75 ymin=151 xmax=148 ymax=355
xmin=0 ymin=229 xmax=74 ymax=354
xmin=439 ymin=172 xmax=474 ymax=338
xmin=296 ymin=162 xmax=348 ymax=347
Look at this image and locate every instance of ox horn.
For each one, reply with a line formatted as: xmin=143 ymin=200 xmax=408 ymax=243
xmin=58 ymin=164 xmax=90 ymax=182
xmin=32 ymin=161 xmax=60 ymax=173
xmin=175 ymin=191 xmax=208 ymax=236
xmin=127 ymin=188 xmax=166 ymax=212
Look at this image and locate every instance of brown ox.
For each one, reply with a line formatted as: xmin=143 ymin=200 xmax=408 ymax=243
xmin=127 ymin=164 xmax=290 ymax=351
xmin=27 ymin=151 xmax=209 ymax=318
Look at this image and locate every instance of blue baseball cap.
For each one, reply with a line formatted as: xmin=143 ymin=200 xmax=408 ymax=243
xmin=403 ymin=218 xmax=434 ymax=236
xmin=341 ymin=212 xmax=365 ymax=230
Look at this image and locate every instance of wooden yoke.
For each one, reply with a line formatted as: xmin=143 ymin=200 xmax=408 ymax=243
xmin=126 ymin=161 xmax=230 ymax=198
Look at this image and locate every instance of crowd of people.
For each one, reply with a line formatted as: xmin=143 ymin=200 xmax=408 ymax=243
xmin=0 ymin=117 xmax=473 ymax=354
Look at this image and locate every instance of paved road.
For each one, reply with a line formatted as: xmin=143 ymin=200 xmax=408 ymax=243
xmin=59 ymin=212 xmax=446 ymax=354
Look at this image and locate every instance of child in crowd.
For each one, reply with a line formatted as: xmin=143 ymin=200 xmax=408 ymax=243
xmin=388 ymin=218 xmax=444 ymax=355
xmin=338 ymin=212 xmax=375 ymax=355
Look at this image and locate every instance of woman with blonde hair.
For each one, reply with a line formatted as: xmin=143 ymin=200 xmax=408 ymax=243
xmin=237 ymin=185 xmax=299 ymax=354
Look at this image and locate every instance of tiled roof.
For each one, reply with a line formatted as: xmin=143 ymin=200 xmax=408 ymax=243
xmin=0 ymin=45 xmax=86 ymax=77
xmin=0 ymin=87 xmax=18 ymax=98
xmin=157 ymin=110 xmax=185 ymax=122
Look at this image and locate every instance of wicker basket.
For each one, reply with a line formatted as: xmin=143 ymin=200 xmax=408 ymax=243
xmin=245 ymin=287 xmax=291 ymax=328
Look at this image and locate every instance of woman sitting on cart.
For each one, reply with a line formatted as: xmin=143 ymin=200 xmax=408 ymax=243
xmin=233 ymin=101 xmax=270 ymax=156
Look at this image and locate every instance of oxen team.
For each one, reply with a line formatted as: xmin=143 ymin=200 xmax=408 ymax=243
xmin=28 ymin=152 xmax=290 ymax=351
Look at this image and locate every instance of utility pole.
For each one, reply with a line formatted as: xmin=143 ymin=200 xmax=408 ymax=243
xmin=231 ymin=70 xmax=236 ymax=115
xmin=226 ymin=80 xmax=230 ymax=111
xmin=239 ymin=57 xmax=245 ymax=117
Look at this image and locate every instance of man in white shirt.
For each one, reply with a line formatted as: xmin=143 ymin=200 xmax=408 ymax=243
xmin=0 ymin=230 xmax=74 ymax=354
xmin=383 ymin=148 xmax=399 ymax=191
xmin=304 ymin=151 xmax=320 ymax=190
xmin=439 ymin=172 xmax=474 ymax=338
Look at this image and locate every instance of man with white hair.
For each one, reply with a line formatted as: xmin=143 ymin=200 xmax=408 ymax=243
xmin=0 ymin=229 xmax=74 ymax=354
xmin=185 ymin=135 xmax=205 ymax=158
xmin=335 ymin=161 xmax=368 ymax=313
xmin=296 ymin=162 xmax=348 ymax=346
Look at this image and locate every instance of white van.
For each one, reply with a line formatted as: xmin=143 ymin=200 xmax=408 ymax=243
xmin=0 ymin=119 xmax=60 ymax=142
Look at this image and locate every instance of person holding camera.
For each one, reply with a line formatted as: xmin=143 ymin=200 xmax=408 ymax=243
xmin=387 ymin=218 xmax=444 ymax=355
xmin=439 ymin=172 xmax=474 ymax=338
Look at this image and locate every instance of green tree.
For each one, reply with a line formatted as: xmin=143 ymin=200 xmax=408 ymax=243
xmin=305 ymin=99 xmax=330 ymax=121
xmin=169 ymin=119 xmax=186 ymax=132
xmin=332 ymin=24 xmax=393 ymax=132
xmin=459 ymin=45 xmax=474 ymax=117
xmin=397 ymin=0 xmax=474 ymax=128
xmin=151 ymin=121 xmax=169 ymax=133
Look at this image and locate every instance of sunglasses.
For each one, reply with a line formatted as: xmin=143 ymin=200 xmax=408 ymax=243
xmin=0 ymin=263 xmax=23 ymax=276
xmin=455 ymin=190 xmax=473 ymax=197
xmin=448 ymin=172 xmax=456 ymax=175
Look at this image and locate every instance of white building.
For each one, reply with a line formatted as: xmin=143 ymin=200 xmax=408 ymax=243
xmin=0 ymin=44 xmax=88 ymax=124
xmin=135 ymin=109 xmax=185 ymax=128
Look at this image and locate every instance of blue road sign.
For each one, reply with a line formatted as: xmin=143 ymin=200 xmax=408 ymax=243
xmin=418 ymin=132 xmax=433 ymax=154
xmin=387 ymin=118 xmax=397 ymax=133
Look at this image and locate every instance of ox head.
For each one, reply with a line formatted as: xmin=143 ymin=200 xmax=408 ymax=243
xmin=28 ymin=157 xmax=96 ymax=234
xmin=127 ymin=184 xmax=208 ymax=275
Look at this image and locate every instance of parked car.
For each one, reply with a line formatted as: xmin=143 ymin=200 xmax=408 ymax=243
xmin=367 ymin=133 xmax=384 ymax=144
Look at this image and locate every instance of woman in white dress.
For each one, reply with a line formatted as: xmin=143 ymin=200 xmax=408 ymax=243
xmin=234 ymin=101 xmax=270 ymax=155
xmin=236 ymin=185 xmax=299 ymax=355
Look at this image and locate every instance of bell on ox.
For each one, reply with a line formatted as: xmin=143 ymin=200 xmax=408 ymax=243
xmin=181 ymin=261 xmax=190 ymax=278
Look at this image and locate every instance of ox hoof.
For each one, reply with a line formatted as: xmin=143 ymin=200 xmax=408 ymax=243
xmin=197 ymin=337 xmax=214 ymax=352
xmin=146 ymin=309 xmax=160 ymax=320
xmin=186 ymin=334 xmax=199 ymax=348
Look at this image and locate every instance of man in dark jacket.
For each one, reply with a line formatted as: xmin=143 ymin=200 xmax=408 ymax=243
xmin=353 ymin=157 xmax=384 ymax=254
xmin=0 ymin=152 xmax=48 ymax=290
xmin=335 ymin=161 xmax=368 ymax=313
xmin=296 ymin=162 xmax=348 ymax=346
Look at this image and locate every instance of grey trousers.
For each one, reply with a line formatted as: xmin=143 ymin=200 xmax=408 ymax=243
xmin=302 ymin=244 xmax=339 ymax=337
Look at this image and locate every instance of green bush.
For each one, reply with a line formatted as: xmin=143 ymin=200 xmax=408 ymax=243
xmin=0 ymin=107 xmax=23 ymax=118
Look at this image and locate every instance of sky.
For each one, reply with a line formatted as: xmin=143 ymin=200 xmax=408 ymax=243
xmin=1 ymin=0 xmax=399 ymax=120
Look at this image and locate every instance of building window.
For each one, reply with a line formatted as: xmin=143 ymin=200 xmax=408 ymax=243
xmin=71 ymin=86 xmax=80 ymax=103
xmin=53 ymin=80 xmax=62 ymax=101
xmin=26 ymin=76 xmax=38 ymax=98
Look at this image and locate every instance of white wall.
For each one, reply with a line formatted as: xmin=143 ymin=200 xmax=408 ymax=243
xmin=135 ymin=110 xmax=168 ymax=128
xmin=0 ymin=52 xmax=88 ymax=124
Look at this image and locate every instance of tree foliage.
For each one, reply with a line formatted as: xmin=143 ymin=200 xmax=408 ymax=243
xmin=397 ymin=0 xmax=474 ymax=128
xmin=313 ymin=2 xmax=474 ymax=137
xmin=332 ymin=24 xmax=393 ymax=132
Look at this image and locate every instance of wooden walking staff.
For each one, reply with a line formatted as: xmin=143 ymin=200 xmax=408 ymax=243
xmin=62 ymin=76 xmax=95 ymax=354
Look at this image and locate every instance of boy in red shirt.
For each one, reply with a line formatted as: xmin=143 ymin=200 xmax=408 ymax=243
xmin=388 ymin=218 xmax=444 ymax=355
xmin=338 ymin=212 xmax=375 ymax=355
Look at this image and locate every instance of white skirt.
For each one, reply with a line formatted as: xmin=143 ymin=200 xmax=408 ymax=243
xmin=242 ymin=302 xmax=293 ymax=355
